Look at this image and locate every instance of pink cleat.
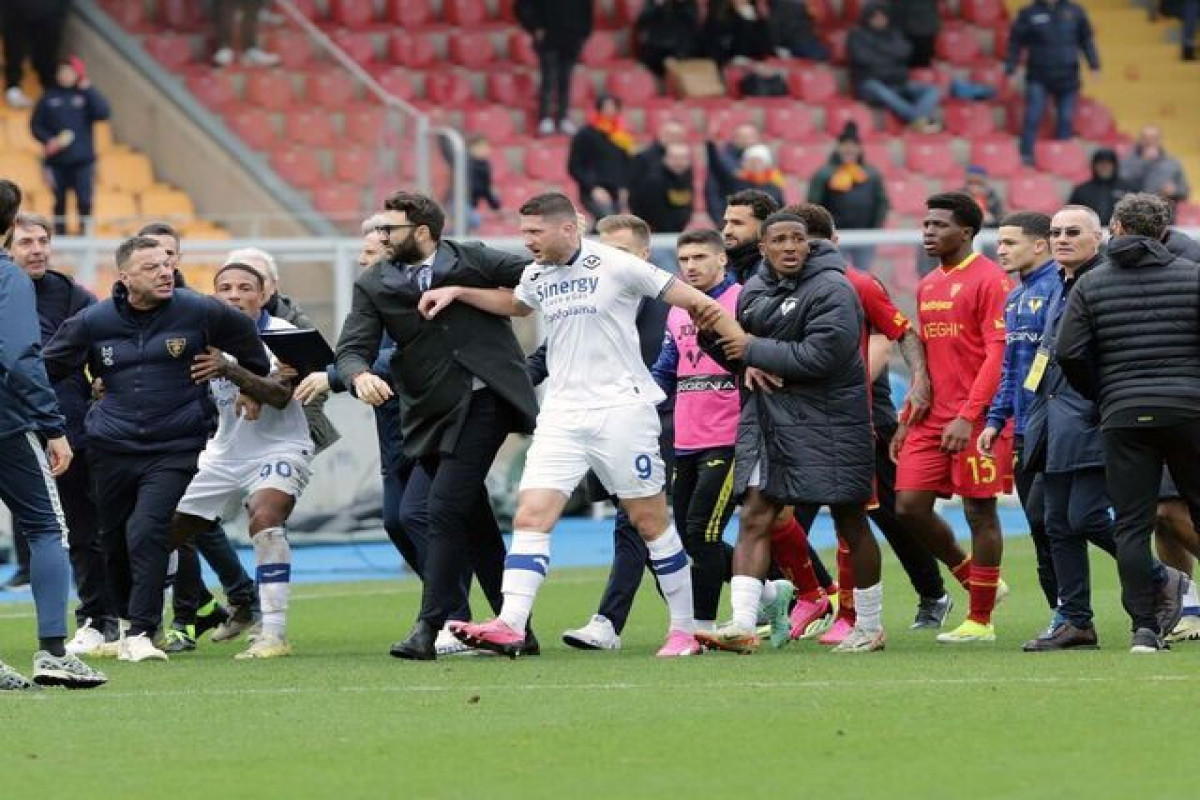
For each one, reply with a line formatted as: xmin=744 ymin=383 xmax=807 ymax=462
xmin=818 ymin=616 xmax=854 ymax=646
xmin=656 ymin=629 xmax=702 ymax=658
xmin=789 ymin=593 xmax=833 ymax=640
xmin=451 ymin=618 xmax=527 ymax=658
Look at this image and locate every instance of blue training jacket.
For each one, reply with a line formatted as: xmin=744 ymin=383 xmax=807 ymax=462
xmin=0 ymin=253 xmax=66 ymax=440
xmin=986 ymin=260 xmax=1059 ymax=437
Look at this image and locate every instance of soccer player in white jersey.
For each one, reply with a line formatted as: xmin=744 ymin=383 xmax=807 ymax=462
xmin=168 ymin=261 xmax=313 ymax=660
xmin=418 ymin=192 xmax=739 ymax=657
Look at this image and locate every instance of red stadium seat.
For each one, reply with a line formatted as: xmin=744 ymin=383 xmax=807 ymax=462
xmin=779 ymin=146 xmax=828 ymax=180
xmin=1074 ymin=98 xmax=1115 ymax=140
xmin=160 ymin=0 xmax=207 ymax=30
xmin=271 ymin=146 xmax=325 ymax=189
xmin=788 ymin=67 xmax=838 ymax=104
xmin=331 ymin=29 xmax=378 ymax=65
xmin=388 ymin=32 xmax=437 ymax=68
xmin=1007 ymin=173 xmax=1063 ymax=215
xmin=825 ymin=29 xmax=849 ymax=65
xmin=508 ymin=30 xmax=539 ymax=67
xmin=373 ymin=67 xmax=416 ymax=101
xmin=764 ymin=105 xmax=818 ymax=141
xmin=804 ymin=0 xmax=835 ymax=26
xmin=445 ymin=0 xmax=490 ymax=25
xmin=425 ymin=72 xmax=475 ymax=106
xmin=1034 ymin=140 xmax=1090 ymax=181
xmin=607 ymin=70 xmax=658 ymax=104
xmin=969 ymin=62 xmax=1012 ymax=99
xmin=264 ymin=30 xmax=314 ymax=68
xmin=887 ymin=176 xmax=932 ymax=217
xmin=863 ymin=142 xmax=903 ymax=178
xmin=185 ymin=71 xmax=237 ymax=109
xmin=841 ymin=0 xmax=863 ymax=23
xmin=385 ymin=0 xmax=434 ymax=26
xmin=448 ymin=31 xmax=496 ymax=69
xmin=824 ymin=101 xmax=878 ymax=138
xmin=970 ymin=137 xmax=1023 ymax=178
xmin=613 ymin=0 xmax=644 ymax=25
xmin=329 ymin=0 xmax=376 ymax=27
xmin=961 ymin=0 xmax=1006 ymax=25
xmin=497 ymin=179 xmax=542 ymax=210
xmin=943 ymin=102 xmax=997 ymax=137
xmin=244 ymin=71 xmax=296 ymax=111
xmin=97 ymin=0 xmax=151 ymax=31
xmin=307 ymin=70 xmax=357 ymax=108
xmin=905 ymin=135 xmax=961 ymax=179
xmin=143 ymin=34 xmax=195 ymax=70
xmin=333 ymin=147 xmax=373 ymax=184
xmin=487 ymin=71 xmax=536 ymax=107
xmin=286 ymin=108 xmax=338 ymax=147
xmin=343 ymin=104 xmax=386 ymax=145
xmin=707 ymin=106 xmax=760 ymax=140
xmin=464 ymin=107 xmax=519 ymax=142
xmin=1175 ymin=202 xmax=1200 ymax=227
xmin=935 ymin=24 xmax=984 ymax=66
xmin=524 ymin=143 xmax=570 ymax=181
xmin=570 ymin=75 xmax=596 ymax=108
xmin=582 ymin=33 xmax=620 ymax=65
xmin=313 ymin=185 xmax=364 ymax=218
xmin=646 ymin=107 xmax=700 ymax=139
xmin=226 ymin=108 xmax=279 ymax=150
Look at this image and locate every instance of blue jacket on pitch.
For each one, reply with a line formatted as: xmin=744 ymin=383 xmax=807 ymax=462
xmin=32 ymin=269 xmax=96 ymax=449
xmin=30 ymin=85 xmax=111 ymax=168
xmin=43 ymin=284 xmax=270 ymax=455
xmin=986 ymin=260 xmax=1059 ymax=437
xmin=0 ymin=253 xmax=66 ymax=440
xmin=1005 ymin=0 xmax=1100 ymax=92
xmin=1022 ymin=256 xmax=1106 ymax=474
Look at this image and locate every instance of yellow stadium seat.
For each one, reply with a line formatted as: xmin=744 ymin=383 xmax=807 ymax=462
xmin=92 ymin=189 xmax=139 ymax=228
xmin=139 ymin=186 xmax=195 ymax=221
xmin=4 ymin=115 xmax=41 ymax=155
xmin=98 ymin=152 xmax=155 ymax=192
xmin=180 ymin=262 xmax=218 ymax=290
xmin=179 ymin=220 xmax=231 ymax=240
xmin=0 ymin=153 xmax=49 ymax=195
xmin=93 ymin=121 xmax=114 ymax=153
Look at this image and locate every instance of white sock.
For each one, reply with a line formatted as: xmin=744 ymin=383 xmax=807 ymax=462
xmin=730 ymin=575 xmax=763 ymax=630
xmin=695 ymin=619 xmax=716 ymax=633
xmin=254 ymin=527 xmax=291 ymax=638
xmin=646 ymin=524 xmax=695 ymax=634
xmin=761 ymin=579 xmax=779 ymax=605
xmin=499 ymin=530 xmax=551 ymax=632
xmin=854 ymin=582 xmax=883 ymax=632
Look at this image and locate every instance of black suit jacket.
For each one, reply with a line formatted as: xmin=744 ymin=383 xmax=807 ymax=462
xmin=335 ymin=239 xmax=539 ymax=457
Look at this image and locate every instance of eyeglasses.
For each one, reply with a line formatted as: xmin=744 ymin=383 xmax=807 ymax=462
xmin=1049 ymin=227 xmax=1085 ymax=239
xmin=375 ymin=223 xmax=415 ymax=235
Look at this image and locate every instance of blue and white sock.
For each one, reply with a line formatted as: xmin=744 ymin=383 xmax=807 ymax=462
xmin=648 ymin=525 xmax=695 ymax=634
xmin=254 ymin=527 xmax=291 ymax=638
xmin=499 ymin=530 xmax=551 ymax=632
xmin=1182 ymin=578 xmax=1200 ymax=617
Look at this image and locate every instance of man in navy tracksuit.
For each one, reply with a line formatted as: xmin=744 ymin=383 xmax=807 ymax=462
xmin=0 ymin=180 xmax=105 ymax=690
xmin=980 ymin=212 xmax=1063 ymax=628
xmin=7 ymin=212 xmax=118 ymax=655
xmin=1005 ymin=0 xmax=1100 ymax=163
xmin=44 ymin=235 xmax=270 ymax=662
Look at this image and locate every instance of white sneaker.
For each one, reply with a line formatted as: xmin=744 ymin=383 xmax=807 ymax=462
xmin=65 ymin=620 xmax=108 ymax=657
xmin=5 ymin=86 xmax=31 ymax=108
xmin=537 ymin=118 xmax=556 ymax=136
xmin=118 ymin=633 xmax=169 ymax=663
xmin=241 ymin=47 xmax=280 ymax=67
xmin=212 ymin=47 xmax=235 ymax=67
xmin=558 ymin=118 xmax=578 ymax=135
xmin=234 ymin=633 xmax=291 ymax=660
xmin=561 ymin=615 xmax=621 ymax=650
xmin=436 ymin=623 xmax=473 ymax=656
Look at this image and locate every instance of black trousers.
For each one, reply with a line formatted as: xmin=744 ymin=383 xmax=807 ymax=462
xmin=0 ymin=2 xmax=64 ymax=90
xmin=415 ymin=389 xmax=512 ymax=628
xmin=172 ymin=521 xmax=258 ymax=625
xmin=535 ymin=39 xmax=582 ymax=122
xmin=382 ymin=456 xmax=428 ymax=577
xmin=672 ymin=448 xmax=737 ymax=622
xmin=1015 ymin=436 xmax=1057 ymax=609
xmin=1043 ymin=467 xmax=1117 ymax=628
xmin=1104 ymin=421 xmax=1200 ymax=633
xmin=89 ymin=449 xmax=199 ymax=637
xmin=48 ymin=162 xmax=96 ymax=236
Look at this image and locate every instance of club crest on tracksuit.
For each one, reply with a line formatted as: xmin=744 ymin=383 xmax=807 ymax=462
xmin=166 ymin=337 xmax=187 ymax=358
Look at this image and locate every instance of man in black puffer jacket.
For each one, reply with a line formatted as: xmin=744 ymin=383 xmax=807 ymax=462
xmin=1057 ymin=193 xmax=1200 ymax=653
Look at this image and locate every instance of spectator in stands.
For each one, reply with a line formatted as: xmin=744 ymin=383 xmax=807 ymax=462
xmin=807 ymin=122 xmax=888 ymax=269
xmin=1122 ymin=125 xmax=1191 ymax=204
xmin=768 ymin=0 xmax=829 ymax=60
xmin=1005 ymin=0 xmax=1100 ymax=165
xmin=632 ymin=121 xmax=688 ymax=178
xmin=702 ymin=0 xmax=775 ymax=65
xmin=1068 ymin=148 xmax=1131 ymax=225
xmin=961 ymin=165 xmax=1004 ymax=229
xmin=629 ymin=142 xmax=695 ymax=233
xmin=847 ymin=3 xmax=942 ymax=132
xmin=1 ymin=0 xmax=69 ymax=108
xmin=467 ymin=135 xmax=501 ymax=233
xmin=706 ymin=141 xmax=785 ymax=210
xmin=31 ymin=57 xmax=110 ymax=236
xmin=212 ymin=0 xmax=279 ymax=67
xmin=888 ymin=0 xmax=940 ymax=67
xmin=634 ymin=0 xmax=701 ymax=77
xmin=568 ymin=94 xmax=635 ymax=221
xmin=705 ymin=123 xmax=765 ymax=223
xmin=516 ymin=0 xmax=593 ymax=136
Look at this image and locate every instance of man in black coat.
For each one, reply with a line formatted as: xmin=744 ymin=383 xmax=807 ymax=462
xmin=516 ymin=0 xmax=593 ymax=135
xmin=568 ymin=95 xmax=634 ymax=221
xmin=627 ymin=142 xmax=694 ymax=233
xmin=335 ymin=191 xmax=539 ymax=660
xmin=1056 ymin=192 xmax=1200 ymax=652
xmin=847 ymin=3 xmax=941 ymax=129
xmin=1067 ymin=149 xmax=1130 ymax=226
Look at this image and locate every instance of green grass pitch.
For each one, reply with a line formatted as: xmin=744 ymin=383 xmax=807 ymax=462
xmin=1 ymin=537 xmax=1197 ymax=799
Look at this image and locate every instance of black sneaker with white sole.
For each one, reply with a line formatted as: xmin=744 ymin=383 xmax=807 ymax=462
xmin=1156 ymin=567 xmax=1190 ymax=641
xmin=1130 ymin=627 xmax=1169 ymax=654
xmin=31 ymin=651 xmax=108 ymax=689
xmin=911 ymin=595 xmax=954 ymax=629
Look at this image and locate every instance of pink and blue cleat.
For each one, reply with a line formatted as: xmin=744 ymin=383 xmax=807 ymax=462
xmin=817 ymin=616 xmax=854 ymax=646
xmin=656 ymin=630 xmax=703 ymax=657
xmin=789 ymin=593 xmax=833 ymax=640
xmin=450 ymin=618 xmax=528 ymax=658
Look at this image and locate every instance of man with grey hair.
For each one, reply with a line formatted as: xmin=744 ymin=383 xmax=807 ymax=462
xmin=1057 ymin=192 xmax=1200 ymax=653
xmin=1121 ymin=126 xmax=1190 ymax=205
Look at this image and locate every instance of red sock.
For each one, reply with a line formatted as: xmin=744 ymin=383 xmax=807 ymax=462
xmin=770 ymin=518 xmax=824 ymax=602
xmin=836 ymin=539 xmax=856 ymax=624
xmin=951 ymin=556 xmax=972 ymax=589
xmin=968 ymin=565 xmax=1001 ymax=625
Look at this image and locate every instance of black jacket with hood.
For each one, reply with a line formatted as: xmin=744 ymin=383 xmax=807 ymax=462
xmin=1066 ymin=149 xmax=1131 ymax=225
xmin=847 ymin=2 xmax=913 ymax=92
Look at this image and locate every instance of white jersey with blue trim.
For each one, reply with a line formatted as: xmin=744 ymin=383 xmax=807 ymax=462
xmin=205 ymin=315 xmax=312 ymax=460
xmin=514 ymin=238 xmax=675 ymax=413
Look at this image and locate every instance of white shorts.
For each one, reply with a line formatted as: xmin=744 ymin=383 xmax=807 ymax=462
xmin=519 ymin=404 xmax=665 ymax=499
xmin=176 ymin=451 xmax=312 ymax=521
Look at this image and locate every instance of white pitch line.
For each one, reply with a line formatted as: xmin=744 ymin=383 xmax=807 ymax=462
xmin=0 ymin=674 xmax=1189 ymax=701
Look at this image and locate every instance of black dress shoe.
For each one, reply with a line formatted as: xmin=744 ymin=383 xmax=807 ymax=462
xmin=522 ymin=627 xmax=541 ymax=657
xmin=390 ymin=620 xmax=437 ymax=661
xmin=1022 ymin=622 xmax=1099 ymax=652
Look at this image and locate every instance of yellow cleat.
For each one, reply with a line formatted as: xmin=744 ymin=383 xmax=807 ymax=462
xmin=936 ymin=619 xmax=996 ymax=643
xmin=234 ymin=634 xmax=292 ymax=660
